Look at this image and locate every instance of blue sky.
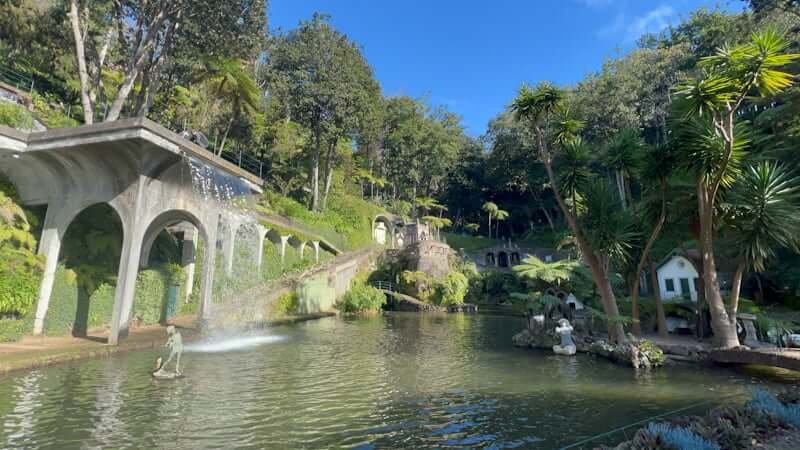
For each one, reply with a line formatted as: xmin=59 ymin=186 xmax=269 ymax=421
xmin=269 ymin=0 xmax=742 ymax=136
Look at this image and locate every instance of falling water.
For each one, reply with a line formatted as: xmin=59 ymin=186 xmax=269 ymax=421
xmin=178 ymin=153 xmax=284 ymax=333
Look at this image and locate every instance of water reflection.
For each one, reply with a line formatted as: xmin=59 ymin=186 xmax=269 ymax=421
xmin=0 ymin=314 xmax=792 ymax=449
xmin=4 ymin=372 xmax=43 ymax=448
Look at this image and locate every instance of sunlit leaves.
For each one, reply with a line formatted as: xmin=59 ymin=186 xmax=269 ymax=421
xmin=674 ymin=117 xmax=750 ymax=187
xmin=511 ymin=82 xmax=566 ymax=124
xmin=727 ymin=162 xmax=800 ymax=271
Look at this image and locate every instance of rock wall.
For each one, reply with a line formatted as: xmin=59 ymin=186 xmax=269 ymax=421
xmin=512 ymin=319 xmax=666 ymax=369
xmin=402 ymin=240 xmax=452 ymax=278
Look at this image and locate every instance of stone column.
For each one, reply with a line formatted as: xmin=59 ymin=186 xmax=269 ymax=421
xmin=181 ymin=225 xmax=197 ymax=302
xmin=199 ymin=214 xmax=219 ymax=322
xmin=280 ymin=235 xmax=291 ymax=264
xmin=494 ymin=252 xmax=498 ymax=267
xmin=299 ymin=241 xmax=307 ymax=259
xmin=221 ymin=220 xmax=239 ymax=275
xmin=312 ymin=240 xmax=320 ymax=263
xmin=109 ymin=221 xmax=145 ymax=345
xmin=32 ymin=207 xmax=65 ymax=335
xmin=255 ymin=226 xmax=268 ymax=271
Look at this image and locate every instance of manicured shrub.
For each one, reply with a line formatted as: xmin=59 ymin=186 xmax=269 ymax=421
xmin=338 ymin=283 xmax=385 ymax=313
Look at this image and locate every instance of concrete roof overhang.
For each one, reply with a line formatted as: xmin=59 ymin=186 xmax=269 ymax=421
xmin=0 ymin=117 xmax=264 ymax=189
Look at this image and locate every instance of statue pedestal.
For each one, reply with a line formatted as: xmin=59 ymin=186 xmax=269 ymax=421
xmin=738 ymin=313 xmax=760 ymax=348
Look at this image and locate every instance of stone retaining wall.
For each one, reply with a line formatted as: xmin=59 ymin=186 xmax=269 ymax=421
xmin=209 ymin=247 xmax=381 ymax=329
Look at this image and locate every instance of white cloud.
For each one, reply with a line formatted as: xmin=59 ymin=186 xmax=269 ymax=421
xmin=628 ymin=5 xmax=675 ymax=38
xmin=597 ymin=5 xmax=676 ymax=42
xmin=578 ymin=0 xmax=615 ymax=7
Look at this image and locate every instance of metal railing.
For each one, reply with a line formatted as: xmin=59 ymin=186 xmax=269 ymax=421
xmin=218 ymin=148 xmax=265 ymax=179
xmin=0 ymin=63 xmax=34 ymax=93
xmin=371 ymin=280 xmax=396 ymax=292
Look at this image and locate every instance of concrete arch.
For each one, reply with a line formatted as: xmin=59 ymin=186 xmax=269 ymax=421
xmin=32 ymin=201 xmax=127 ymax=337
xmin=373 ymin=214 xmax=402 ymax=248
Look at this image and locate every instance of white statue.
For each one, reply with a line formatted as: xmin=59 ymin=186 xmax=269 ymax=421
xmin=553 ymin=318 xmax=576 ymax=356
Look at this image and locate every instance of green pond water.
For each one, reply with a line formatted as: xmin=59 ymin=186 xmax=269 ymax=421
xmin=0 ymin=313 xmax=793 ymax=449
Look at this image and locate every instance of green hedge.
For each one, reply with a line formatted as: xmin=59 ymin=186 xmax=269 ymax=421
xmin=260 ymin=190 xmax=385 ymax=251
xmin=0 ymin=101 xmax=35 ymax=129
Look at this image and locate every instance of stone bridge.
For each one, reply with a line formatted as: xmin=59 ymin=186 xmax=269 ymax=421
xmin=0 ymin=118 xmax=334 ymax=344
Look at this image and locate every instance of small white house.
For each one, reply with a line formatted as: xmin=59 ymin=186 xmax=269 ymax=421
xmin=656 ymin=254 xmax=700 ymax=302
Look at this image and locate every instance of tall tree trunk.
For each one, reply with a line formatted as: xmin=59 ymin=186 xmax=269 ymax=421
xmin=698 ymin=183 xmax=740 ymax=348
xmin=321 ymin=139 xmax=337 ymax=211
xmin=541 ymin=206 xmax=555 ymax=230
xmin=487 ymin=213 xmax=492 ymax=239
xmin=649 ymin=259 xmax=668 ymax=338
xmin=630 ymin=177 xmax=668 ymax=336
xmin=310 ymin=127 xmax=321 ymax=211
xmin=630 ymin=277 xmax=643 ymax=336
xmin=615 ymin=170 xmax=627 ymax=210
xmin=216 ymin=118 xmax=234 ymax=157
xmin=728 ymin=260 xmax=746 ymax=326
xmin=105 ymin=11 xmax=173 ymax=121
xmin=543 ymin=156 xmax=626 ymax=344
xmin=69 ymin=0 xmax=94 ymax=124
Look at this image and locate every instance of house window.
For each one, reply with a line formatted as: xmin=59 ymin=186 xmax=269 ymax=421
xmin=665 ymin=279 xmax=675 ymax=292
xmin=680 ymin=278 xmax=691 ymax=296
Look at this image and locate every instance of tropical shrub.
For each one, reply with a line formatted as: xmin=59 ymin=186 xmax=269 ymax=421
xmin=0 ymin=101 xmax=35 ymax=129
xmin=400 ymin=270 xmax=436 ymax=302
xmin=338 ymin=282 xmax=385 ymax=313
xmin=0 ymin=174 xmax=43 ymax=317
xmin=273 ymin=291 xmax=299 ymax=316
xmin=432 ymin=271 xmax=469 ymax=306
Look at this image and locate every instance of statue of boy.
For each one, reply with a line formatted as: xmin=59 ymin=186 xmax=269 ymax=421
xmin=156 ymin=325 xmax=183 ymax=375
xmin=553 ymin=318 xmax=577 ymax=356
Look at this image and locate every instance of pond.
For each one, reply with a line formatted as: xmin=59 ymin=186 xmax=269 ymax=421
xmin=0 ymin=314 xmax=791 ymax=449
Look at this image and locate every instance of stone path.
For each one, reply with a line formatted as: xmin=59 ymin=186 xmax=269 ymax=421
xmin=0 ymin=316 xmax=199 ymax=376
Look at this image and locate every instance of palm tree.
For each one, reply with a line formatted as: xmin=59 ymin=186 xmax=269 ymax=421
xmin=726 ymin=162 xmax=800 ymax=324
xmin=628 ymin=142 xmax=676 ymax=336
xmin=415 ymin=196 xmax=440 ymax=218
xmin=513 ymin=256 xmax=590 ymax=287
xmin=196 ymin=58 xmax=261 ymax=156
xmin=482 ymin=201 xmax=498 ymax=238
xmin=494 ymin=209 xmax=509 ymax=239
xmin=674 ymin=29 xmax=799 ymax=348
xmin=512 ymin=83 xmax=628 ymax=344
xmin=464 ymin=223 xmax=480 ymax=235
xmin=604 ymin=129 xmax=644 ymax=211
xmin=558 ymin=138 xmax=591 ymax=217
xmin=422 ymin=216 xmax=452 ymax=241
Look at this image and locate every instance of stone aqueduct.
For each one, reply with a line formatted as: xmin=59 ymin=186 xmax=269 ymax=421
xmin=0 ymin=119 xmax=327 ymax=344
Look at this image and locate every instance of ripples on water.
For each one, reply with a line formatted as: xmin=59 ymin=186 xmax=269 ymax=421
xmin=0 ymin=314 xmax=792 ymax=449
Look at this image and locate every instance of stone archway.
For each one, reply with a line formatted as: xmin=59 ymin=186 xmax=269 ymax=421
xmin=39 ymin=202 xmax=125 ymax=338
xmin=373 ymin=215 xmax=397 ymax=247
xmin=485 ymin=252 xmax=496 ymax=266
xmin=498 ymin=251 xmax=509 ymax=268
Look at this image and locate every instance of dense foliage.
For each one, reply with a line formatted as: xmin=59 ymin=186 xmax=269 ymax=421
xmin=338 ymin=282 xmax=385 ymax=314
